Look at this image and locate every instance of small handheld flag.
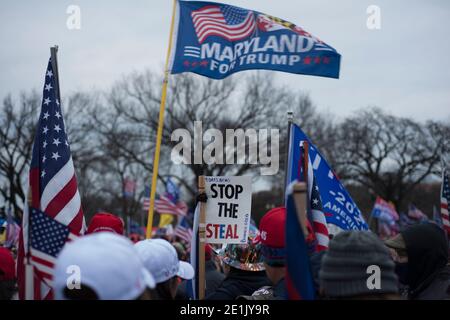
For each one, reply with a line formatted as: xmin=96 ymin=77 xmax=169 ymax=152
xmin=440 ymin=165 xmax=450 ymax=235
xmin=371 ymin=197 xmax=399 ymax=226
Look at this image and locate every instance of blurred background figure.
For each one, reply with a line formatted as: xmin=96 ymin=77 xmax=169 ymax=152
xmin=0 ymin=247 xmax=16 ymax=300
xmin=129 ymin=233 xmax=144 ymax=244
xmin=86 ymin=212 xmax=124 ymax=235
xmin=53 ymin=232 xmax=155 ymax=300
xmin=135 ymin=239 xmax=194 ymax=300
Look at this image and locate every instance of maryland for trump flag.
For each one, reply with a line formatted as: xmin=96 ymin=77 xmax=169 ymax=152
xmin=169 ymin=0 xmax=341 ymax=79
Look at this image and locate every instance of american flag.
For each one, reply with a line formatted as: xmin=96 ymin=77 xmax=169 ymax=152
xmin=303 ymin=143 xmax=329 ymax=252
xmin=174 ymin=216 xmax=193 ymax=243
xmin=17 ymin=56 xmax=85 ymax=300
xmin=29 ymin=208 xmax=77 ymax=284
xmin=155 ymin=194 xmax=188 ymax=216
xmin=142 ymin=185 xmax=188 ymax=217
xmin=441 ymin=166 xmax=450 ymax=235
xmin=407 ymin=204 xmax=428 ymax=221
xmin=142 ymin=186 xmax=151 ymax=211
xmin=308 ymin=169 xmax=329 ymax=251
xmin=191 ymin=5 xmax=256 ymax=44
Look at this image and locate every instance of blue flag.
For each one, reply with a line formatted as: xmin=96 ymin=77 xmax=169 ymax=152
xmin=166 ymin=178 xmax=180 ymax=203
xmin=285 ymin=182 xmax=316 ymax=300
xmin=286 ymin=124 xmax=368 ymax=230
xmin=169 ymin=1 xmax=341 ymax=79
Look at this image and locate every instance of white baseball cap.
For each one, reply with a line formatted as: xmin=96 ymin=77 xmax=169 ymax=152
xmin=135 ymin=239 xmax=194 ymax=283
xmin=53 ymin=232 xmax=156 ymax=300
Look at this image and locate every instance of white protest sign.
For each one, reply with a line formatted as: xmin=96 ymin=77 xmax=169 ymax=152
xmin=204 ymin=176 xmax=252 ymax=244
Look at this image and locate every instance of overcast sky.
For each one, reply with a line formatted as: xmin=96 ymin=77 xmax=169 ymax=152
xmin=1 ymin=0 xmax=449 ymax=121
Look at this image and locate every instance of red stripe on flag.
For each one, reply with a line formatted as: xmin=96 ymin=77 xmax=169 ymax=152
xmin=313 ymin=222 xmax=329 ymax=235
xmin=30 ymin=168 xmax=40 ymax=208
xmin=68 ymin=207 xmax=84 ymax=234
xmin=44 ymin=175 xmax=78 ymax=218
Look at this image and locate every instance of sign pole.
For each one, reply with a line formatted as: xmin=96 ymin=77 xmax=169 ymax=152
xmin=24 ymin=187 xmax=34 ymax=300
xmin=198 ymin=175 xmax=206 ymax=300
xmin=146 ymin=0 xmax=178 ymax=239
xmin=293 ymin=182 xmax=309 ymax=239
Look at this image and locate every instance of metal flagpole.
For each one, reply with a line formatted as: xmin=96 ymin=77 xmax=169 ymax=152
xmin=146 ymin=0 xmax=178 ymax=239
xmin=283 ymin=111 xmax=293 ymax=199
xmin=50 ymin=46 xmax=61 ymax=102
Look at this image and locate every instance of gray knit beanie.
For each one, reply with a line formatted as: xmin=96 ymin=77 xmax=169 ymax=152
xmin=319 ymin=231 xmax=398 ymax=298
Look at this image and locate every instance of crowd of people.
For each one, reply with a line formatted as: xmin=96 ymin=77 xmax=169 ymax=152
xmin=0 ymin=205 xmax=449 ymax=300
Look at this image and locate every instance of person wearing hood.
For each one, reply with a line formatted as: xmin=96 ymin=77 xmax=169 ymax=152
xmin=385 ymin=222 xmax=450 ymax=300
xmin=0 ymin=247 xmax=16 ymax=300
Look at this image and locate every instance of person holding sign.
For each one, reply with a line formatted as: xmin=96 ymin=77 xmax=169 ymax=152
xmin=205 ymin=226 xmax=270 ymax=300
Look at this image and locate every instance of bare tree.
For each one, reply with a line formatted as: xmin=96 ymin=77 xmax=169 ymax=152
xmin=0 ymin=92 xmax=40 ymax=215
xmin=93 ymin=71 xmax=295 ymax=201
xmin=335 ymin=107 xmax=450 ymax=210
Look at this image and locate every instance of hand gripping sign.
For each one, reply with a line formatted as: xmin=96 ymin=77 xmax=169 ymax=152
xmin=203 ymin=176 xmax=252 ymax=244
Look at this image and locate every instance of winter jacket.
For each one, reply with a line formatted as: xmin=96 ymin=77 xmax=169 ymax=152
xmin=401 ymin=223 xmax=450 ymax=300
xmin=175 ymin=260 xmax=226 ymax=299
xmin=205 ymin=268 xmax=271 ymax=300
xmin=236 ymin=278 xmax=286 ymax=300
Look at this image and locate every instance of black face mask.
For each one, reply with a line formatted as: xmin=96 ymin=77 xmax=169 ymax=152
xmin=395 ymin=262 xmax=409 ymax=285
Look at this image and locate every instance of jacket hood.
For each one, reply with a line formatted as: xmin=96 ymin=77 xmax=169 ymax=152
xmin=401 ymin=223 xmax=448 ymax=290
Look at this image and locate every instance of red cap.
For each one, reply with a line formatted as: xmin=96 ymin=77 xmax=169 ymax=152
xmin=258 ymin=207 xmax=286 ymax=248
xmin=86 ymin=212 xmax=124 ymax=235
xmin=0 ymin=247 xmax=16 ymax=281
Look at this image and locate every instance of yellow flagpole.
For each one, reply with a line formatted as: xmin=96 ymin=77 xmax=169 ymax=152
xmin=146 ymin=0 xmax=178 ymax=239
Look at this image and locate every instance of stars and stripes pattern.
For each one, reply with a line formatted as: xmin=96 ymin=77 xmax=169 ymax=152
xmin=142 ymin=186 xmax=188 ymax=216
xmin=191 ymin=5 xmax=256 ymax=43
xmin=174 ymin=216 xmax=193 ymax=243
xmin=306 ymin=154 xmax=329 ymax=252
xmin=154 ymin=194 xmax=188 ymax=216
xmin=142 ymin=186 xmax=151 ymax=211
xmin=17 ymin=57 xmax=85 ymax=300
xmin=28 ymin=59 xmax=85 ymax=232
xmin=441 ymin=166 xmax=450 ymax=235
xmin=29 ymin=208 xmax=77 ymax=285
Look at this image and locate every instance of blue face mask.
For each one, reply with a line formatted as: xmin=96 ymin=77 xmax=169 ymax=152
xmin=395 ymin=262 xmax=409 ymax=285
